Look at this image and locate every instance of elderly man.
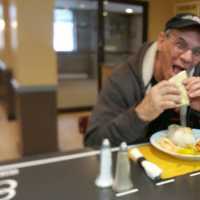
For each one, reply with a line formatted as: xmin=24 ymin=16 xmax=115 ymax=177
xmin=84 ymin=13 xmax=200 ymax=147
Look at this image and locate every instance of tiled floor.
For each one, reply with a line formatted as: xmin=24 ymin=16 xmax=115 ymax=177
xmin=0 ymin=103 xmax=89 ymax=162
xmin=0 ymin=104 xmax=21 ymax=161
xmin=58 ymin=112 xmax=89 ymax=152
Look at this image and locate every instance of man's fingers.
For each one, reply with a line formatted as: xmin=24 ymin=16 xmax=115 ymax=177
xmin=162 ymin=94 xmax=181 ymax=104
xmin=160 ymin=101 xmax=179 ymax=110
xmin=187 ymin=83 xmax=200 ymax=94
xmin=155 ymin=82 xmax=180 ymax=95
xmin=185 ymin=77 xmax=200 ymax=89
xmin=157 ymin=80 xmax=177 ymax=88
xmin=189 ymin=90 xmax=200 ymax=98
xmin=161 ymin=86 xmax=180 ymax=95
xmin=184 ymin=77 xmax=200 ymax=98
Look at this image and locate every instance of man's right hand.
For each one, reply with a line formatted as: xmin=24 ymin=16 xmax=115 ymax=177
xmin=135 ymin=80 xmax=181 ymax=122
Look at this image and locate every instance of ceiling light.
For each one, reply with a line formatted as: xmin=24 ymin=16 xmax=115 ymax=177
xmin=104 ymin=1 xmax=108 ymax=5
xmin=103 ymin=11 xmax=108 ymax=17
xmin=80 ymin=4 xmax=86 ymax=9
xmin=0 ymin=19 xmax=5 ymax=31
xmin=125 ymin=8 xmax=134 ymax=14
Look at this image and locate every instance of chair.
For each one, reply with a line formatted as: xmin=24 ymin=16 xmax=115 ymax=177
xmin=78 ymin=116 xmax=89 ymax=135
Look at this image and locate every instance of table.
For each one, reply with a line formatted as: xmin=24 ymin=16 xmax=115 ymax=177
xmin=0 ymin=146 xmax=200 ymax=200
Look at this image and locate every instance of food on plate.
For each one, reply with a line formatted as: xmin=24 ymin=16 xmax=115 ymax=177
xmin=176 ymin=147 xmax=196 ymax=155
xmin=195 ymin=140 xmax=200 ymax=151
xmin=168 ymin=125 xmax=195 ymax=148
xmin=169 ymin=70 xmax=189 ymax=106
xmin=158 ymin=137 xmax=180 ymax=152
xmin=156 ymin=125 xmax=200 ymax=156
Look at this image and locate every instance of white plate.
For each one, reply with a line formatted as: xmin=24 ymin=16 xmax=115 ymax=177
xmin=150 ymin=129 xmax=200 ymax=160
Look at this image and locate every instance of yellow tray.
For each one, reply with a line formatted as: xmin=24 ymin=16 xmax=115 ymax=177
xmin=135 ymin=144 xmax=200 ymax=179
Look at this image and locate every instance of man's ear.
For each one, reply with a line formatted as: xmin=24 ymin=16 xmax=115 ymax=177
xmin=157 ymin=32 xmax=167 ymax=51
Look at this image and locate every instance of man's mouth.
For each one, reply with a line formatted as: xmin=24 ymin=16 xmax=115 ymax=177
xmin=172 ymin=64 xmax=185 ymax=74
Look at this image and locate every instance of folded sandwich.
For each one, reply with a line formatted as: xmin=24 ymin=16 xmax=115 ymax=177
xmin=169 ymin=70 xmax=189 ymax=106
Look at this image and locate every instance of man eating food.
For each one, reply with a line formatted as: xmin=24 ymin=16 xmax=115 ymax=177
xmin=85 ymin=13 xmax=200 ymax=147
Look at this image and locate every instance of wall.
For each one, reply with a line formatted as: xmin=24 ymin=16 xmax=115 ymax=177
xmin=148 ymin=0 xmax=175 ymax=41
xmin=175 ymin=0 xmax=200 ymax=3
xmin=148 ymin=0 xmax=200 ymax=41
xmin=175 ymin=0 xmax=200 ymax=14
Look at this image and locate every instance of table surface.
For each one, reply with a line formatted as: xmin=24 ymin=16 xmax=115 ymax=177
xmin=0 ymin=145 xmax=200 ymax=200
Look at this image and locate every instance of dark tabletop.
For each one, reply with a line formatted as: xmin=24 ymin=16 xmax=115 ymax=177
xmin=0 ymin=147 xmax=199 ymax=200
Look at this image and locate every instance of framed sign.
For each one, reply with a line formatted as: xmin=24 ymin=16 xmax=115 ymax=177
xmin=175 ymin=1 xmax=200 ymax=15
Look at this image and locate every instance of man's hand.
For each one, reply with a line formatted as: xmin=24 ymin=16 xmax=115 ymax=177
xmin=184 ymin=77 xmax=200 ymax=111
xmin=135 ymin=80 xmax=180 ymax=122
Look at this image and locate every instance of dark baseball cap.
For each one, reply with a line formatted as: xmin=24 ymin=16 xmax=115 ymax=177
xmin=165 ymin=13 xmax=200 ymax=31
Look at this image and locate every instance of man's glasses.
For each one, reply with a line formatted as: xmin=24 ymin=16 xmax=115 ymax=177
xmin=167 ymin=33 xmax=200 ymax=59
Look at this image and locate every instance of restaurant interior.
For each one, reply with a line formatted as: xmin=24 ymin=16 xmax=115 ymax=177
xmin=0 ymin=0 xmax=197 ymax=161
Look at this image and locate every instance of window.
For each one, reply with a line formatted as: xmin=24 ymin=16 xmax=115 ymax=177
xmin=53 ymin=9 xmax=76 ymax=52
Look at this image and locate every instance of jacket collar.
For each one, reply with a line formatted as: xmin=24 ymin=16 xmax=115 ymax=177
xmin=142 ymin=42 xmax=158 ymax=88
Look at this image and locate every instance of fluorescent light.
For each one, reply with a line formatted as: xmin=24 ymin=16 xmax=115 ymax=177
xmin=11 ymin=21 xmax=17 ymax=29
xmin=104 ymin=1 xmax=108 ymax=5
xmin=125 ymin=8 xmax=134 ymax=14
xmin=0 ymin=19 xmax=5 ymax=31
xmin=103 ymin=11 xmax=108 ymax=17
xmin=80 ymin=4 xmax=86 ymax=9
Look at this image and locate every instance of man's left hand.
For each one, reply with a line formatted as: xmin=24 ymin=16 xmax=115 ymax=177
xmin=184 ymin=76 xmax=200 ymax=111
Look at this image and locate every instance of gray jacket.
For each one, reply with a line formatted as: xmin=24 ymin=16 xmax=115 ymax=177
xmin=84 ymin=42 xmax=200 ymax=147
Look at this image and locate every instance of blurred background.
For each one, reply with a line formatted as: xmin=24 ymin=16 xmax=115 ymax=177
xmin=0 ymin=0 xmax=197 ymax=161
